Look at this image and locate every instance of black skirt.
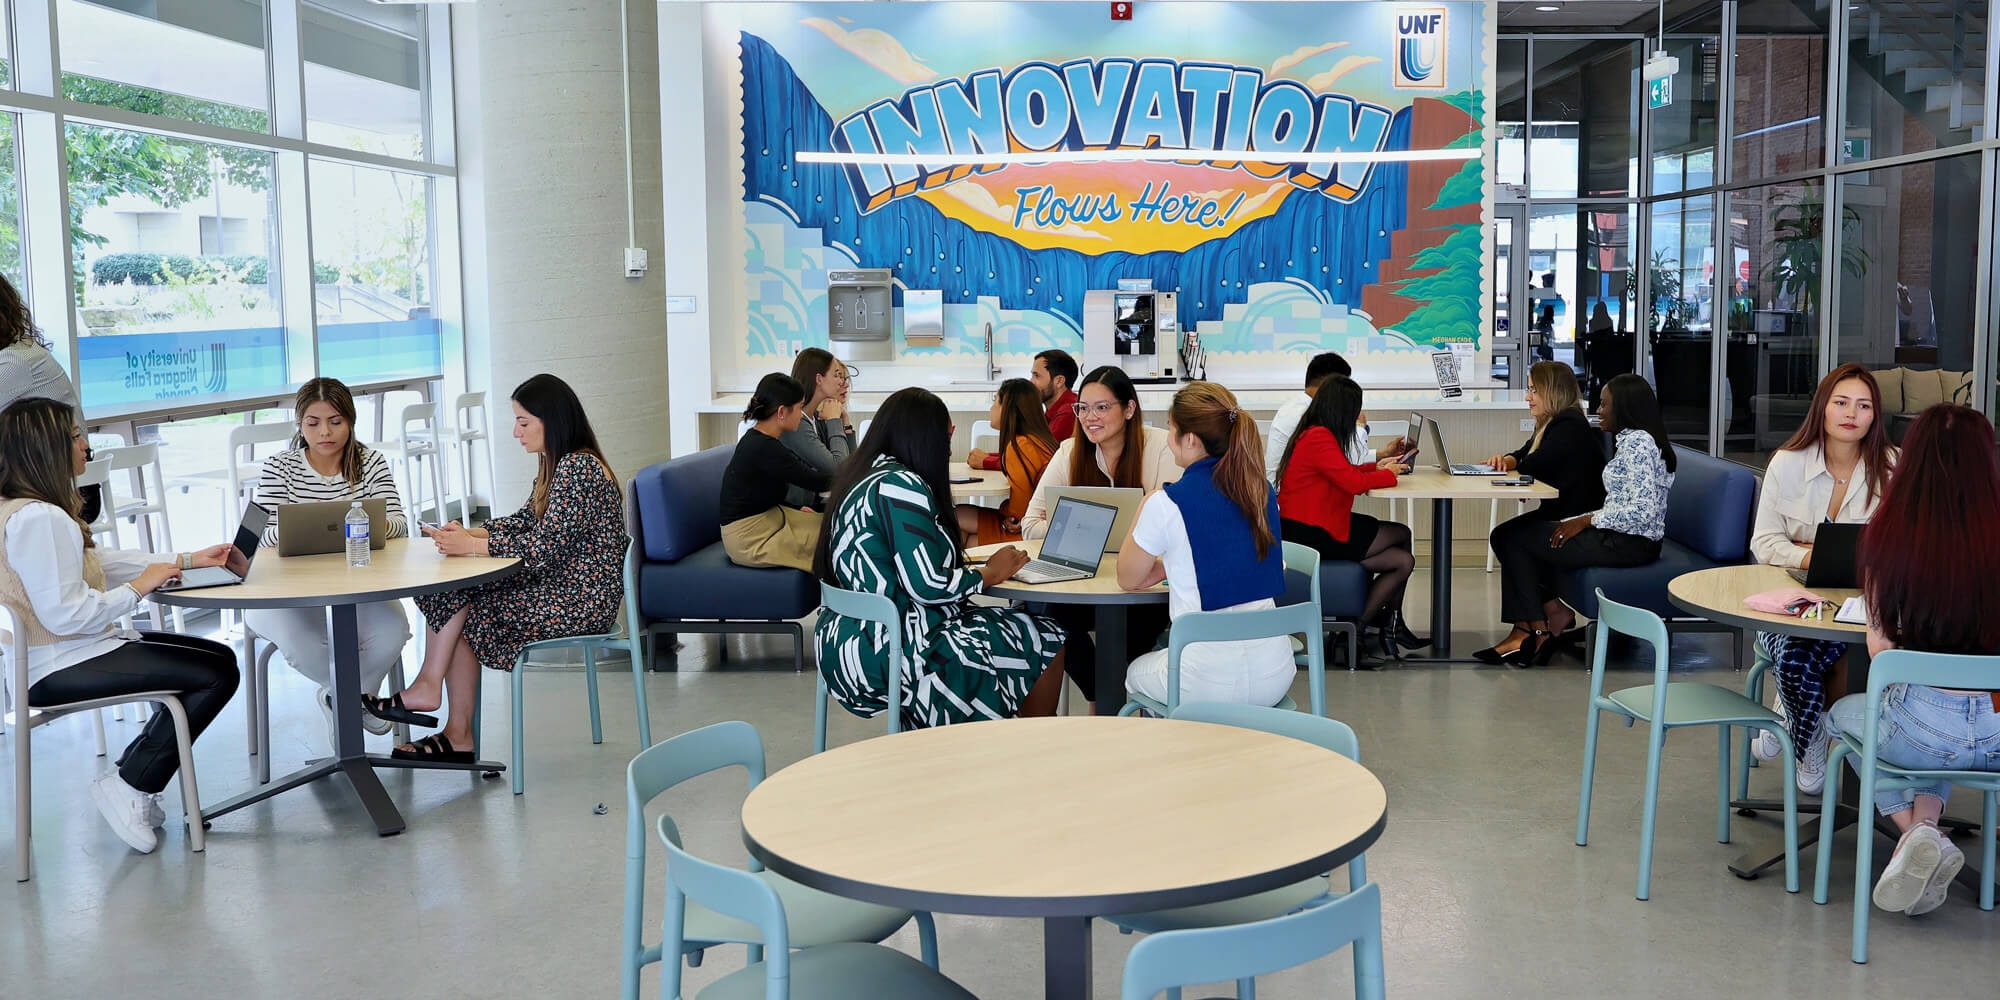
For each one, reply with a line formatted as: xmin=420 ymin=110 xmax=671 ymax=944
xmin=1281 ymin=514 xmax=1380 ymax=563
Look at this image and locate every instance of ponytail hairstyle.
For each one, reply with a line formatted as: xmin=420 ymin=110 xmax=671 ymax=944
xmin=291 ymin=377 xmax=369 ymax=485
xmin=744 ymin=373 xmax=807 ymax=422
xmin=1070 ymin=366 xmax=1147 ymax=489
xmin=1276 ymin=374 xmax=1364 ymax=489
xmin=0 ymin=397 xmax=90 ymax=546
xmin=1168 ymin=381 xmax=1274 ymax=560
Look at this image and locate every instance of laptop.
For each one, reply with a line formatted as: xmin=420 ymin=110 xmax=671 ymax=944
xmin=1014 ymin=496 xmax=1121 ymax=585
xmin=1788 ymin=521 xmax=1862 ymax=588
xmin=158 ymin=504 xmax=270 ymax=591
xmin=277 ymin=498 xmax=390 ymax=557
xmin=1414 ymin=411 xmax=1501 ymax=476
xmin=1040 ymin=486 xmax=1143 ymax=551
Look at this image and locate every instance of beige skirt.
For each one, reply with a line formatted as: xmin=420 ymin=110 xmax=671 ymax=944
xmin=721 ymin=506 xmax=822 ymax=573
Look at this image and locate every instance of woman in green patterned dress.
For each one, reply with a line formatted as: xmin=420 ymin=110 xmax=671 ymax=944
xmin=814 ymin=387 xmax=1070 ymax=728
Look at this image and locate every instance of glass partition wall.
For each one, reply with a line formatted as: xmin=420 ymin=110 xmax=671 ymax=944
xmin=1515 ymin=0 xmax=2000 ymax=467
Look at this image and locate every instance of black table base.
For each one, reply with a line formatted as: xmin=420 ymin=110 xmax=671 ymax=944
xmin=1731 ymin=793 xmax=1985 ymax=890
xmin=1044 ymin=916 xmax=1092 ymax=1000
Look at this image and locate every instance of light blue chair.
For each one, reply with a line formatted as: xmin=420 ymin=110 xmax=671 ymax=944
xmin=1118 ymin=596 xmax=1327 ymax=719
xmin=1734 ymin=641 xmax=1776 ymax=799
xmin=813 ymin=584 xmax=906 ymax=753
xmin=1576 ymin=590 xmax=1800 ymax=899
xmin=622 ymin=721 xmax=940 ymax=1000
xmin=1105 ymin=704 xmax=1371 ymax=1000
xmin=1280 ymin=540 xmax=1363 ymax=671
xmin=1811 ymin=650 xmax=2000 ymax=964
xmin=470 ymin=513 xmax=655 ymax=795
xmin=1120 ymin=881 xmax=1386 ymax=1000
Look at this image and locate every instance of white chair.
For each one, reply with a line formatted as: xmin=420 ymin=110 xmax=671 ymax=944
xmin=376 ymin=403 xmax=450 ymax=525
xmin=1486 ymin=497 xmax=1531 ymax=572
xmin=96 ymin=444 xmax=184 ymax=629
xmin=449 ymin=392 xmax=495 ymax=523
xmin=238 ymin=621 xmax=410 ymax=784
xmin=4 ymin=604 xmax=207 ymax=882
xmin=76 ymin=458 xmax=159 ymax=735
xmin=857 ymin=418 xmax=872 ymax=440
xmin=172 ymin=421 xmax=297 ymax=536
xmin=969 ymin=419 xmax=998 ymax=455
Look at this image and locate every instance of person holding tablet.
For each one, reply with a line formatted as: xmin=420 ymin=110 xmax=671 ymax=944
xmin=0 ymin=397 xmax=239 ymax=855
xmin=244 ymin=378 xmax=412 ymax=750
xmin=1119 ymin=383 xmax=1294 ymax=707
xmin=1748 ymin=363 xmax=1895 ymax=794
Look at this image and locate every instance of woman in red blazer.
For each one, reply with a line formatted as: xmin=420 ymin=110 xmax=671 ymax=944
xmin=1275 ymin=374 xmax=1424 ymax=656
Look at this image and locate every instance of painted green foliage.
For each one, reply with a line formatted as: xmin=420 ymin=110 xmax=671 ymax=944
xmin=1391 ymin=155 xmax=1484 ymax=347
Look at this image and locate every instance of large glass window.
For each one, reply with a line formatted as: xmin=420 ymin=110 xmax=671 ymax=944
xmin=1496 ymin=39 xmax=1526 ymax=190
xmin=58 ymin=0 xmax=271 ymax=130
xmin=1731 ymin=0 xmax=1830 ymax=182
xmin=0 ymin=115 xmax=23 ymax=290
xmin=1835 ymin=154 xmax=1982 ymax=442
xmin=1650 ymin=37 xmax=1721 ymax=196
xmin=1724 ymin=181 xmax=1822 ymax=466
xmin=305 ymin=0 xmax=426 ymax=159
xmin=1648 ymin=195 xmax=1717 ymax=450
xmin=1531 ymin=39 xmax=1641 ymax=198
xmin=309 ymin=158 xmax=439 ymax=383
xmin=1842 ymin=0 xmax=1989 ymax=161
xmin=68 ymin=124 xmax=285 ymax=408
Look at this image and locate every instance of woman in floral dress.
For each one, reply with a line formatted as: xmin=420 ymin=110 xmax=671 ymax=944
xmin=363 ymin=373 xmax=627 ymax=761
xmin=815 ymin=387 xmax=1070 ymax=729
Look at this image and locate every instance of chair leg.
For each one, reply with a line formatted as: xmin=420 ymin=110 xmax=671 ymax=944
xmin=92 ymin=710 xmax=107 ymax=757
xmin=1237 ymin=978 xmax=1256 ymax=999
xmin=255 ymin=645 xmax=276 ymax=786
xmin=629 ymin=636 xmax=653 ymax=748
xmin=15 ymin=715 xmax=32 ymax=881
xmin=1813 ymin=741 xmax=1846 ymax=904
xmin=1636 ymin=721 xmax=1667 ymax=900
xmin=584 ymin=645 xmax=604 ymax=746
xmin=389 ymin=656 xmax=411 ymax=747
xmin=1485 ymin=498 xmax=1500 ymax=572
xmin=240 ymin=633 xmax=260 ymax=759
xmin=813 ymin=676 xmax=830 ymax=754
xmin=1982 ymin=791 xmax=1997 ymax=911
xmin=1355 ymin=914 xmax=1387 ymax=1000
xmin=511 ymin=659 xmax=527 ymax=796
xmin=1716 ymin=726 xmax=1732 ymax=845
xmin=1851 ymin=761 xmax=1876 ymax=963
xmin=1575 ymin=708 xmax=1603 ymax=847
xmin=915 ymin=911 xmax=939 ymax=969
xmin=158 ymin=696 xmax=205 ymax=853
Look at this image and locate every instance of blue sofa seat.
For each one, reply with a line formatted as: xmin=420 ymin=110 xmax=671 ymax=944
xmin=628 ymin=446 xmax=818 ymax=669
xmin=1279 ymin=560 xmax=1372 ymax=668
xmin=1558 ymin=445 xmax=1757 ymax=622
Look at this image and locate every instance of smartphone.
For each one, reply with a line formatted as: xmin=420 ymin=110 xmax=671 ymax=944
xmin=949 ymin=477 xmax=979 ymax=484
xmin=1494 ymin=475 xmax=1535 ymax=487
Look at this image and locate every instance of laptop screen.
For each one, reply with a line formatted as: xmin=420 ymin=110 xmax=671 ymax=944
xmin=1041 ymin=497 xmax=1119 ymax=569
xmin=228 ymin=504 xmax=272 ymax=576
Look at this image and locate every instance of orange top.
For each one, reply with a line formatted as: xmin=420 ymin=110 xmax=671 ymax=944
xmin=1001 ymin=435 xmax=1057 ymax=523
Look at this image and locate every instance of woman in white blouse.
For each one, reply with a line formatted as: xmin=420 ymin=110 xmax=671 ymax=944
xmin=0 ymin=397 xmax=239 ymax=855
xmin=246 ymin=378 xmax=412 ymax=750
xmin=1748 ymin=363 xmax=1896 ymax=794
xmin=1019 ymin=365 xmax=1181 ymax=710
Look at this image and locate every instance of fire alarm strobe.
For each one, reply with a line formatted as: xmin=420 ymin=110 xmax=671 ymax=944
xmin=1110 ymin=2 xmax=1131 ymax=20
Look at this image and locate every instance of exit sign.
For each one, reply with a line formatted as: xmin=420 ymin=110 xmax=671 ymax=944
xmin=1647 ymin=74 xmax=1673 ymax=110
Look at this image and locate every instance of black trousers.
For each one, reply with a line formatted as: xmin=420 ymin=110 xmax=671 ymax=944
xmin=28 ymin=632 xmax=240 ymax=795
xmin=1489 ymin=514 xmax=1660 ymax=624
xmin=1048 ymin=603 xmax=1169 ymax=703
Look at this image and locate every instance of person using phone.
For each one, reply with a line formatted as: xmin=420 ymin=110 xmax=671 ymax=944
xmin=815 ymin=388 xmax=1069 ymax=728
xmin=0 ymin=397 xmax=239 ymax=856
xmin=1264 ymin=352 xmax=1411 ymax=484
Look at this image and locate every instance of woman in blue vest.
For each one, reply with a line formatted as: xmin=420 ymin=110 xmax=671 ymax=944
xmin=1116 ymin=382 xmax=1294 ymax=707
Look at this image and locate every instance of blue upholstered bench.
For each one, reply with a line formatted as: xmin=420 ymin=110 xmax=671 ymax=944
xmin=1557 ymin=444 xmax=1757 ymax=656
xmin=1279 ymin=561 xmax=1370 ymax=668
xmin=627 ymin=446 xmax=819 ymax=670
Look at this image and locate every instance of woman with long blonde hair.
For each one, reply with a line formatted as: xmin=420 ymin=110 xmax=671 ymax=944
xmin=1117 ymin=382 xmax=1295 ymax=707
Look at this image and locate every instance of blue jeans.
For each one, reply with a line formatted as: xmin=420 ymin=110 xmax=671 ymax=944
xmin=1827 ymin=685 xmax=2000 ymax=816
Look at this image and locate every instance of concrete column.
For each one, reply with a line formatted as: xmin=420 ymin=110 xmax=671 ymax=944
xmin=453 ymin=0 xmax=668 ymax=509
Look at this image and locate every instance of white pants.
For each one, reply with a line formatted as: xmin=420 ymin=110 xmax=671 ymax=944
xmin=244 ymin=601 xmax=412 ymax=696
xmin=1125 ymin=635 xmax=1296 ymax=708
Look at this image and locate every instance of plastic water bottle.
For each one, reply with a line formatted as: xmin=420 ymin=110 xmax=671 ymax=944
xmin=344 ymin=501 xmax=371 ymax=567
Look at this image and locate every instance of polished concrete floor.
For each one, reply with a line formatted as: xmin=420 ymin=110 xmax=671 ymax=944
xmin=4 ymin=572 xmax=1996 ymax=999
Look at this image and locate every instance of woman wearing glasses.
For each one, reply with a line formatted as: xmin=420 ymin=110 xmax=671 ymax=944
xmin=779 ymin=348 xmax=857 ymax=508
xmin=1018 ymin=366 xmax=1181 ymax=711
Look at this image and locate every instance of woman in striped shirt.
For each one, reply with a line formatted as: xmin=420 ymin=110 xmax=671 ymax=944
xmin=246 ymin=378 xmax=411 ymax=748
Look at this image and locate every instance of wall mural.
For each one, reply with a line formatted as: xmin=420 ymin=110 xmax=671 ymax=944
xmin=720 ymin=2 xmax=1491 ymax=381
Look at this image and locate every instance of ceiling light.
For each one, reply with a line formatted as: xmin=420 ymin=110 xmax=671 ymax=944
xmin=796 ymin=148 xmax=1482 ymax=168
xmin=1535 ymin=5 xmax=1562 ymax=11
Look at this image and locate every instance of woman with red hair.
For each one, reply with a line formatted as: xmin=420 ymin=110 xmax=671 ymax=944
xmin=1826 ymin=404 xmax=2000 ymax=917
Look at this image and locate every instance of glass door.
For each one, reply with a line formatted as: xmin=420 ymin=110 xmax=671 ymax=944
xmin=1492 ymin=202 xmax=1529 ymax=387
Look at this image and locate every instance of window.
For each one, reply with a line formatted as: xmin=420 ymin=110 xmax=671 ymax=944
xmin=1648 ymin=195 xmax=1716 ymax=450
xmin=1496 ymin=39 xmax=1526 ymax=189
xmin=1835 ymin=154 xmax=1982 ymax=441
xmin=1650 ymin=38 xmax=1720 ymax=197
xmin=1723 ymin=180 xmax=1821 ymax=467
xmin=1731 ymin=0 xmax=1829 ymax=182
xmin=58 ymin=0 xmax=271 ymax=131
xmin=1530 ymin=39 xmax=1641 ymax=198
xmin=1842 ymin=0 xmax=1989 ymax=161
xmin=309 ymin=158 xmax=439 ymax=383
xmin=305 ymin=0 xmax=426 ymax=159
xmin=68 ymin=123 xmax=285 ymax=408
xmin=0 ymin=115 xmax=22 ymax=291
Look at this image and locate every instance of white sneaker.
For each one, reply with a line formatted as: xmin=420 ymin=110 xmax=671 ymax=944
xmin=1874 ymin=823 xmax=1947 ymax=913
xmin=1795 ymin=732 xmax=1828 ymax=796
xmin=320 ymin=688 xmax=394 ymax=747
xmin=1754 ymin=700 xmax=1787 ymax=762
xmin=1907 ymin=836 xmax=1966 ymax=916
xmin=88 ymin=772 xmax=159 ymax=854
xmin=144 ymin=793 xmax=165 ymax=829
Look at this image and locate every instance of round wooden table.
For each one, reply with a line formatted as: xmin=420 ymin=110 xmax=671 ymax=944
xmin=968 ymin=539 xmax=1167 ymax=715
xmin=742 ymin=716 xmax=1387 ymax=1000
xmin=949 ymin=462 xmax=1010 ymax=501
xmin=153 ymin=538 xmax=519 ymax=835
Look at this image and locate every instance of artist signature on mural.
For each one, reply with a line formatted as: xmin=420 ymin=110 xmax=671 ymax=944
xmin=1012 ymin=181 xmax=1247 ymax=232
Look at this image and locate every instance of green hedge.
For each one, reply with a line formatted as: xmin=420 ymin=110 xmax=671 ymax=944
xmin=90 ymin=252 xmax=339 ymax=286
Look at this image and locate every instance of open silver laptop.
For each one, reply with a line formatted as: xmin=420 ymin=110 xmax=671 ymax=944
xmin=1014 ymin=496 xmax=1121 ymax=585
xmin=157 ymin=504 xmax=268 ymax=591
xmin=277 ymin=498 xmax=390 ymax=556
xmin=1412 ymin=411 xmax=1500 ymax=476
xmin=1039 ymin=486 xmax=1143 ymax=551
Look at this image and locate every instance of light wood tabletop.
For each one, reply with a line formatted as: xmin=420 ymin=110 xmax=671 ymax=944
xmin=949 ymin=461 xmax=1011 ymax=501
xmin=1667 ymin=564 xmax=1865 ymax=643
xmin=742 ymin=716 xmax=1387 ymax=917
xmin=150 ymin=537 xmax=520 ymax=610
xmin=966 ymin=539 xmax=1168 ymax=604
xmin=1368 ymin=467 xmax=1561 ymax=501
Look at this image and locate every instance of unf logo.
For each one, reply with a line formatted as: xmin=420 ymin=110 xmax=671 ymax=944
xmin=1394 ymin=8 xmax=1446 ymax=89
